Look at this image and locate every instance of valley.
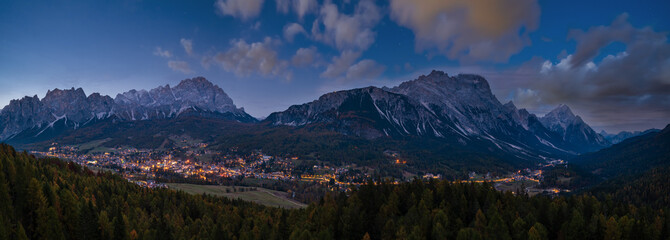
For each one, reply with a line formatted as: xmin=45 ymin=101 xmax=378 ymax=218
xmin=3 ymin=1 xmax=669 ymax=238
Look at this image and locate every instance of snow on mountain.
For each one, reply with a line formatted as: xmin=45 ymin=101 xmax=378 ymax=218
xmin=267 ymin=70 xmax=611 ymax=159
xmin=539 ymin=104 xmax=610 ymax=152
xmin=0 ymin=77 xmax=256 ymax=141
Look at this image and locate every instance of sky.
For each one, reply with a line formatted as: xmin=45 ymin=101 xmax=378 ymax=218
xmin=1 ymin=0 xmax=669 ymax=133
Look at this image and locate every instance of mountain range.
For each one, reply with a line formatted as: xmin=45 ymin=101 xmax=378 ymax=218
xmin=266 ymin=71 xmax=610 ymax=156
xmin=0 ymin=77 xmax=255 ymax=141
xmin=1 ymin=70 xmax=654 ymax=171
xmin=599 ymin=128 xmax=661 ymax=144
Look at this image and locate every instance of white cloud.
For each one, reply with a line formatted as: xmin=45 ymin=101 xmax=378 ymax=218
xmin=215 ymin=0 xmax=265 ymax=21
xmin=201 ymin=56 xmax=213 ymax=70
xmin=291 ymin=46 xmax=319 ymax=67
xmin=321 ymin=50 xmax=385 ymax=80
xmin=180 ymin=38 xmax=193 ymax=56
xmin=311 ymin=0 xmax=381 ymax=51
xmin=512 ymin=88 xmax=542 ymax=110
xmin=214 ymin=37 xmax=291 ymax=79
xmin=283 ymin=23 xmax=307 ymax=42
xmin=153 ymin=47 xmax=172 ymax=58
xmin=389 ymin=0 xmax=540 ymax=62
xmin=321 ymin=51 xmax=361 ymax=78
xmin=168 ymin=61 xmax=192 ymax=74
xmin=346 ymin=59 xmax=385 ymax=80
xmin=275 ymin=0 xmax=318 ymax=19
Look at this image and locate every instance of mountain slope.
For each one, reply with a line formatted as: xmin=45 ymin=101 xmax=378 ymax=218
xmin=267 ymin=70 xmax=606 ymax=161
xmin=572 ymin=124 xmax=670 ymax=179
xmin=266 ymin=86 xmax=461 ymax=139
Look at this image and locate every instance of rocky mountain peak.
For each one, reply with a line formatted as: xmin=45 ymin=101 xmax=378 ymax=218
xmin=389 ymin=71 xmax=508 ymax=135
xmin=541 ymin=104 xmax=579 ymax=130
xmin=175 ymin=76 xmax=213 ymax=89
xmin=548 ymin=104 xmax=575 ymax=117
xmin=43 ymin=87 xmax=87 ymax=103
xmin=503 ymin=101 xmax=517 ymax=111
xmin=539 ymin=104 xmax=610 ymax=151
xmin=0 ymin=77 xmax=257 ymax=141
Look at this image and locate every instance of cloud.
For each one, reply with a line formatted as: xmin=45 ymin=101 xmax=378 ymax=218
xmin=389 ymin=0 xmax=540 ymax=62
xmin=215 ymin=0 xmax=264 ymax=20
xmin=567 ymin=13 xmax=636 ymax=68
xmin=167 ymin=61 xmax=192 ymax=74
xmin=275 ymin=0 xmax=318 ymax=19
xmin=291 ymin=46 xmax=319 ymax=67
xmin=283 ymin=23 xmax=307 ymax=42
xmin=508 ymin=14 xmax=670 ymax=131
xmin=345 ymin=59 xmax=385 ymax=80
xmin=311 ymin=0 xmax=381 ymax=51
xmin=404 ymin=62 xmax=413 ymax=71
xmin=153 ymin=47 xmax=172 ymax=58
xmin=511 ymin=88 xmax=542 ymax=110
xmin=213 ymin=37 xmax=291 ymax=79
xmin=180 ymin=38 xmax=193 ymax=56
xmin=201 ymin=56 xmax=213 ymax=70
xmin=321 ymin=50 xmax=385 ymax=80
xmin=252 ymin=21 xmax=262 ymax=30
xmin=321 ymin=51 xmax=361 ymax=78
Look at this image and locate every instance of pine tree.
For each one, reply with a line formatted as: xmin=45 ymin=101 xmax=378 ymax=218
xmin=113 ymin=211 xmax=128 ymax=240
xmin=14 ymin=223 xmax=29 ymax=240
xmin=511 ymin=217 xmax=527 ymax=240
xmin=528 ymin=222 xmax=548 ymax=240
xmin=457 ymin=228 xmax=482 ymax=240
xmin=25 ymin=178 xmax=47 ymax=240
xmin=474 ymin=209 xmax=487 ymax=233
xmin=486 ymin=211 xmax=511 ymax=240
xmin=41 ymin=207 xmax=66 ymax=240
xmin=78 ymin=201 xmax=101 ymax=240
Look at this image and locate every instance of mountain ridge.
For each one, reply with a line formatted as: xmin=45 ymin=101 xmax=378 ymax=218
xmin=0 ymin=77 xmax=256 ymax=141
xmin=2 ymin=71 xmax=615 ymax=162
xmin=267 ymin=70 xmax=609 ymax=158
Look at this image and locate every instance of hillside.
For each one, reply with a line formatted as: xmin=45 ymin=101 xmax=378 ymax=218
xmin=572 ymin=124 xmax=670 ymax=179
xmin=1 ymin=144 xmax=669 ymax=239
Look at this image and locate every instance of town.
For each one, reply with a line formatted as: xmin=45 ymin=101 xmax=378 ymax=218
xmin=30 ymin=142 xmax=570 ymax=196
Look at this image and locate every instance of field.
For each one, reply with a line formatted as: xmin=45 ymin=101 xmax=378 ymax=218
xmin=72 ymin=138 xmax=118 ymax=154
xmin=166 ymin=183 xmax=307 ymax=209
xmin=494 ymin=180 xmax=541 ymax=195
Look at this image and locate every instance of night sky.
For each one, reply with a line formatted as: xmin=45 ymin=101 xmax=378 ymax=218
xmin=1 ymin=0 xmax=669 ymax=132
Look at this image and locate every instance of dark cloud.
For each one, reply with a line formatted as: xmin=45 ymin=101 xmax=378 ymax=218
xmin=568 ymin=13 xmax=635 ymax=68
xmin=507 ymin=14 xmax=670 ymax=132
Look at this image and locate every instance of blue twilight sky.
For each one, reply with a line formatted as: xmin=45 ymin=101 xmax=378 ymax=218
xmin=1 ymin=0 xmax=669 ymax=132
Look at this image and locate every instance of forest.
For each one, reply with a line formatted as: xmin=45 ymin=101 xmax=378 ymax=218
xmin=0 ymin=143 xmax=668 ymax=240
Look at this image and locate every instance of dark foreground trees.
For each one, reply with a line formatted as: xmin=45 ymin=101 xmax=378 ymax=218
xmin=0 ymin=143 xmax=668 ymax=240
